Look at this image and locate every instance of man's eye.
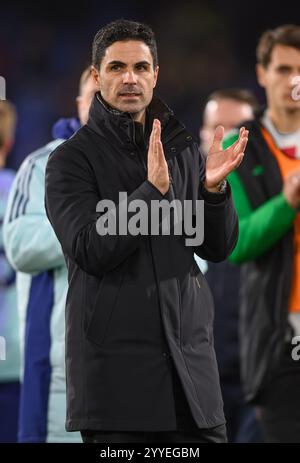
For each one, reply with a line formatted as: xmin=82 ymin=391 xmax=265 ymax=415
xmin=136 ymin=64 xmax=147 ymax=71
xmin=111 ymin=65 xmax=121 ymax=71
xmin=277 ymin=66 xmax=291 ymax=74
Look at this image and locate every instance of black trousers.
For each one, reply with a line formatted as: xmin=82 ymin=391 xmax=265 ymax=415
xmin=259 ymin=343 xmax=300 ymax=443
xmin=81 ymin=425 xmax=227 ymax=443
xmin=81 ymin=359 xmax=227 ymax=443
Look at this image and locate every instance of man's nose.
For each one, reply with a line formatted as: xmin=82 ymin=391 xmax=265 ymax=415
xmin=122 ymin=70 xmax=138 ymax=84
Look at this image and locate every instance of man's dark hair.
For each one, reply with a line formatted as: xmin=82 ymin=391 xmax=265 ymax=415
xmin=92 ymin=19 xmax=158 ymax=69
xmin=257 ymin=24 xmax=300 ymax=68
xmin=206 ymin=88 xmax=258 ymax=111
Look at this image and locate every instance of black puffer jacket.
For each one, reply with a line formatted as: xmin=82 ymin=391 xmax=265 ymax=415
xmin=45 ymin=93 xmax=238 ymax=432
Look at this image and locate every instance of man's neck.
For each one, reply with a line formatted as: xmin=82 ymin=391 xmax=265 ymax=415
xmin=268 ymin=106 xmax=300 ymax=133
xmin=98 ymin=93 xmax=147 ymax=128
xmin=131 ymin=110 xmax=146 ymax=127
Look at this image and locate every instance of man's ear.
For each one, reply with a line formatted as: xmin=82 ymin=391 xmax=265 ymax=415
xmin=153 ymin=66 xmax=159 ymax=88
xmin=256 ymin=63 xmax=267 ymax=88
xmin=91 ymin=65 xmax=101 ymax=90
xmin=76 ymin=95 xmax=81 ymax=112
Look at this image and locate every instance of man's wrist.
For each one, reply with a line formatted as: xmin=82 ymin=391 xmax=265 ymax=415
xmin=204 ymin=179 xmax=227 ymax=194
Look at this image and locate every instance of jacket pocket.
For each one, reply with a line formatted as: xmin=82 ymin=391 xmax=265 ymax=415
xmin=86 ymin=270 xmax=125 ymax=347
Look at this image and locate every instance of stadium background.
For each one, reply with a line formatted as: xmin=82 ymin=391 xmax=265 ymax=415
xmin=2 ymin=0 xmax=300 ymax=168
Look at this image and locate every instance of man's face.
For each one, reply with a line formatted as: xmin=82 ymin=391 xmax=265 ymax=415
xmin=200 ymin=98 xmax=254 ymax=155
xmin=257 ymin=44 xmax=300 ymax=113
xmin=76 ymin=75 xmax=98 ymax=125
xmin=92 ymin=40 xmax=159 ymax=122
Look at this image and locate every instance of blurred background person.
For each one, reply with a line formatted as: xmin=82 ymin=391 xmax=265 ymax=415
xmin=199 ymin=88 xmax=263 ymax=443
xmin=0 ymin=100 xmax=20 ymax=443
xmin=3 ymin=67 xmax=97 ymax=442
xmin=226 ymin=24 xmax=300 ymax=442
xmin=200 ymin=89 xmax=256 ymax=154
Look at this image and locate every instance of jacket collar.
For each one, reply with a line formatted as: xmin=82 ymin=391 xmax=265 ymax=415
xmin=86 ymin=92 xmax=195 ymax=159
xmin=87 ymin=91 xmax=174 ymax=138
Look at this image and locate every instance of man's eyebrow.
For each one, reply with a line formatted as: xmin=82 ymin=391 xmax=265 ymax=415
xmin=135 ymin=61 xmax=151 ymax=66
xmin=107 ymin=60 xmax=126 ymax=66
xmin=107 ymin=60 xmax=151 ymax=66
xmin=276 ymin=64 xmax=292 ymax=69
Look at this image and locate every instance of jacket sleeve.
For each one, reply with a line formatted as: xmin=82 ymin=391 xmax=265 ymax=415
xmin=194 ymin=147 xmax=239 ymax=262
xmin=45 ymin=145 xmax=165 ymax=277
xmin=227 ymin=170 xmax=296 ymax=263
xmin=0 ymin=170 xmax=16 ymax=286
xmin=3 ymin=156 xmax=65 ymax=274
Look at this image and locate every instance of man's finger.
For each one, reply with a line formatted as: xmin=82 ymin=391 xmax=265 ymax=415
xmin=230 ymin=128 xmax=248 ymax=153
xmin=210 ymin=125 xmax=224 ymax=153
xmin=233 ymin=132 xmax=248 ymax=156
xmin=154 ymin=119 xmax=161 ymax=152
xmin=149 ymin=122 xmax=154 ymax=154
xmin=230 ymin=152 xmax=245 ymax=170
xmin=147 ymin=129 xmax=153 ymax=168
xmin=239 ymin=126 xmax=245 ymax=137
xmin=157 ymin=140 xmax=166 ymax=167
xmin=239 ymin=127 xmax=248 ymax=141
xmin=154 ymin=120 xmax=159 ymax=162
xmin=235 ymin=152 xmax=245 ymax=169
xmin=156 ymin=118 xmax=161 ymax=140
xmin=148 ymin=119 xmax=158 ymax=167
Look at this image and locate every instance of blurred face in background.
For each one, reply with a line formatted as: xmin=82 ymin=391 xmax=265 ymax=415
xmin=0 ymin=101 xmax=17 ymax=167
xmin=92 ymin=40 xmax=159 ymax=123
xmin=257 ymin=44 xmax=300 ymax=115
xmin=76 ymin=74 xmax=98 ymax=125
xmin=200 ymin=98 xmax=254 ymax=155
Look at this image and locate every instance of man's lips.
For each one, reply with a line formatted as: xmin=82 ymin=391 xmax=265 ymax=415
xmin=119 ymin=92 xmax=141 ymax=97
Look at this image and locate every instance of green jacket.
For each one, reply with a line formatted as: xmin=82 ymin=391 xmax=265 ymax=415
xmin=224 ymin=130 xmax=296 ymax=264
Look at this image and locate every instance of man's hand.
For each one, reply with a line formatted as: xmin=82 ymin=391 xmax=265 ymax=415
xmin=147 ymin=119 xmax=169 ymax=195
xmin=205 ymin=126 xmax=249 ymax=192
xmin=283 ymin=170 xmax=300 ymax=209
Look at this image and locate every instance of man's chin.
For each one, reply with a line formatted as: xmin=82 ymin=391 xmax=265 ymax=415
xmin=116 ymin=102 xmax=145 ymax=115
xmin=284 ymin=102 xmax=300 ymax=114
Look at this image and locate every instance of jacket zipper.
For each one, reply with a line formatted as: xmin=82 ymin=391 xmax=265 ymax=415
xmin=131 ymin=118 xmax=147 ymax=171
xmin=131 ymin=117 xmax=202 ymax=408
xmin=131 ymin=118 xmax=172 ymax=354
